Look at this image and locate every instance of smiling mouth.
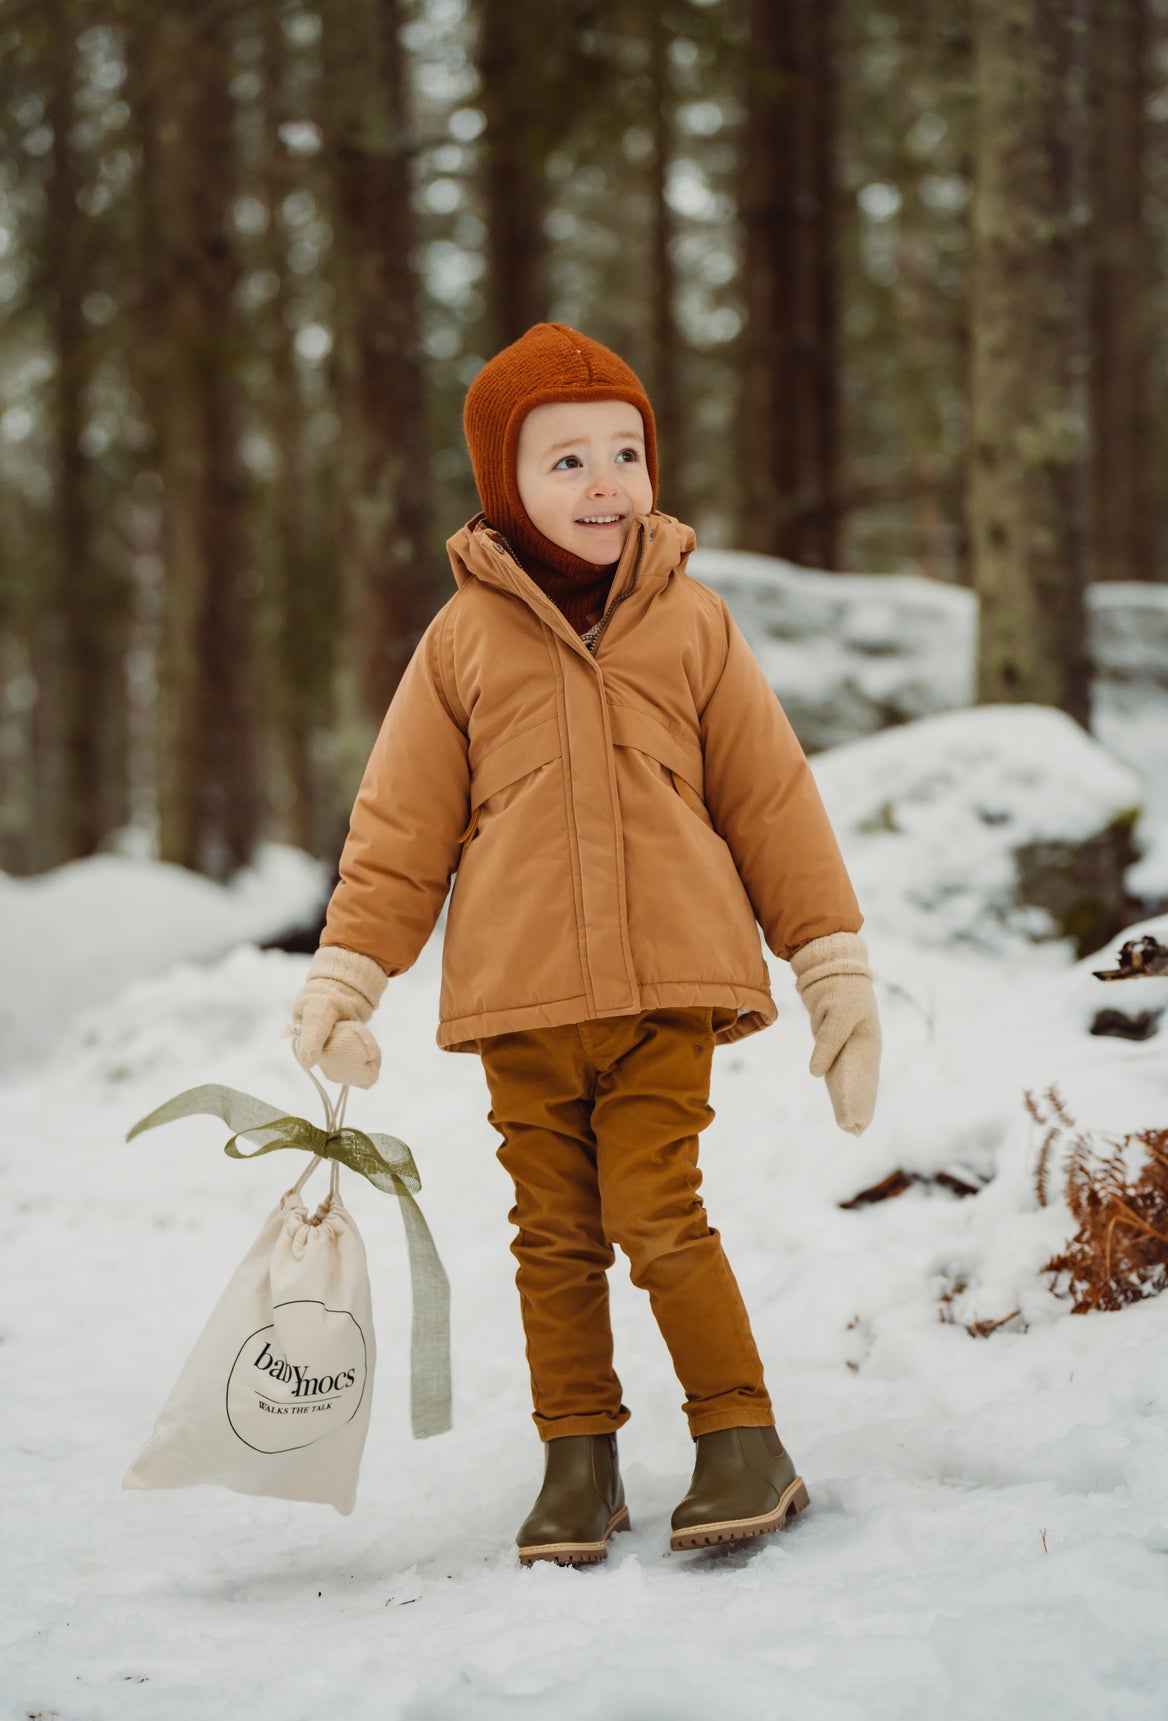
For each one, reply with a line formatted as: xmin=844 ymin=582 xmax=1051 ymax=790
xmin=576 ymin=515 xmax=624 ymax=526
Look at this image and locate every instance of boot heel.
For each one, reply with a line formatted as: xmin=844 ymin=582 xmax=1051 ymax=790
xmin=608 ymin=1506 xmax=631 ymax=1536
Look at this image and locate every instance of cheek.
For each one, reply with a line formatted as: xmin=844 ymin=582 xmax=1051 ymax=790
xmin=628 ymin=468 xmax=654 ymax=509
xmin=517 ymin=471 xmax=558 ymax=528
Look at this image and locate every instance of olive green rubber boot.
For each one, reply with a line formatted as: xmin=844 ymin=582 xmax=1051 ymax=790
xmin=669 ymin=1425 xmax=809 ymax=1551
xmin=517 ymin=1433 xmax=630 ymax=1566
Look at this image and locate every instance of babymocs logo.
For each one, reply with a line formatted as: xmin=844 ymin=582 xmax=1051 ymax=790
xmin=226 ymin=1299 xmax=368 ymax=1454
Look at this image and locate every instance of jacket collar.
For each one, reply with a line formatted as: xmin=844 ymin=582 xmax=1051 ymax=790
xmin=446 ymin=510 xmax=697 ymax=606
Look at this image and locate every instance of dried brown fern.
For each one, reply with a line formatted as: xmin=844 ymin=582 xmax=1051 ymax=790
xmin=1027 ymin=1087 xmax=1168 ymax=1313
xmin=1028 ymin=1085 xmax=1075 ymax=1208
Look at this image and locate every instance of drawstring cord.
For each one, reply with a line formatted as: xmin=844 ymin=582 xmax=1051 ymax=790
xmin=288 ymin=1035 xmax=350 ymax=1208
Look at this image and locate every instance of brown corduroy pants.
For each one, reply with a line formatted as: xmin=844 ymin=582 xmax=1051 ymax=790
xmin=479 ymin=1006 xmax=774 ymax=1440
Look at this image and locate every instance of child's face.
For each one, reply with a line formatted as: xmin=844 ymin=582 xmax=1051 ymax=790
xmin=516 ymin=399 xmax=653 ymax=565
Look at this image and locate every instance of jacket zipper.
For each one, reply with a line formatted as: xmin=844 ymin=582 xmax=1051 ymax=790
xmin=585 ymin=522 xmax=646 ymax=655
xmin=492 ymin=523 xmax=647 ymax=658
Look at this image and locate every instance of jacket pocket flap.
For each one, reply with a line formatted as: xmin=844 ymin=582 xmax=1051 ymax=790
xmin=470 ymin=718 xmax=561 ymax=809
xmin=608 ymin=703 xmax=705 ymax=796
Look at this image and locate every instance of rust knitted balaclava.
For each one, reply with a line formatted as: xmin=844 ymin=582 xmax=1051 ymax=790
xmin=463 ymin=323 xmax=658 ymax=632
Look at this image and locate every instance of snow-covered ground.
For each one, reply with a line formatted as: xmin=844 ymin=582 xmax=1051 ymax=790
xmin=5 ymin=648 xmax=1168 ymax=1717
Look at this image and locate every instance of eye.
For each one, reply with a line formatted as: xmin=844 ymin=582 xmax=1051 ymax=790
xmin=552 ymin=454 xmax=582 ymax=469
xmin=616 ymin=447 xmax=640 ymax=463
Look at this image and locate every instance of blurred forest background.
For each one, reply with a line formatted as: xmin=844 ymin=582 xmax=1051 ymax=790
xmin=1 ymin=0 xmax=1165 ymax=881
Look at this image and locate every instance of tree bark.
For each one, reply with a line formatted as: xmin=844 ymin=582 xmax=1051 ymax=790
xmin=648 ymin=7 xmax=682 ymax=516
xmin=738 ymin=0 xmax=841 ymax=567
xmin=969 ymin=0 xmax=1092 ymax=721
xmin=44 ymin=0 xmax=122 ymax=861
xmin=324 ymin=0 xmax=441 ymax=725
xmin=0 ymin=502 xmax=36 ymax=875
xmin=477 ymin=0 xmax=552 ymax=349
xmin=1089 ymin=0 xmax=1156 ymax=582
xmin=259 ymin=2 xmax=336 ymax=854
xmin=144 ymin=5 xmax=259 ymax=876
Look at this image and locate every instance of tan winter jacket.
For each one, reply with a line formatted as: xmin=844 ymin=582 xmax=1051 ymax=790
xmin=321 ymin=510 xmax=863 ymax=1054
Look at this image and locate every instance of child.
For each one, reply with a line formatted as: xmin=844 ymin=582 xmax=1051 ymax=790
xmin=292 ymin=323 xmax=881 ymax=1565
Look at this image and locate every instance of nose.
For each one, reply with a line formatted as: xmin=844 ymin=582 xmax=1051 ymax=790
xmin=588 ymin=472 xmax=619 ymax=495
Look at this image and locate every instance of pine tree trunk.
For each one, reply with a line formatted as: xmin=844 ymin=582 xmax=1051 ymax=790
xmin=324 ymin=0 xmax=441 ymax=724
xmin=45 ymin=0 xmax=112 ymax=861
xmin=969 ymin=0 xmax=1092 ymax=720
xmin=738 ymin=0 xmax=841 ymax=567
xmin=0 ymin=506 xmax=35 ymax=875
xmin=1089 ymin=0 xmax=1155 ymax=582
xmin=197 ymin=28 xmax=257 ymax=880
xmin=648 ymin=9 xmax=683 ymax=518
xmin=260 ymin=2 xmax=336 ymax=855
xmin=144 ymin=6 xmax=259 ymax=877
xmin=803 ymin=0 xmax=840 ymax=571
xmin=477 ymin=0 xmax=551 ymax=349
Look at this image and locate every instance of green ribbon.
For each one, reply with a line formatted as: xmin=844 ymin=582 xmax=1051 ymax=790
xmin=127 ymin=1084 xmax=451 ymax=1440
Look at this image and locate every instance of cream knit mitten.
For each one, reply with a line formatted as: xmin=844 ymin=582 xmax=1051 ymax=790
xmin=291 ymin=946 xmax=388 ymax=1089
xmin=789 ymin=932 xmax=881 ymax=1136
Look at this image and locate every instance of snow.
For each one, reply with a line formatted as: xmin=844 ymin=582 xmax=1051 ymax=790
xmin=5 ymin=626 xmax=1168 ymax=1716
xmin=815 ymin=703 xmax=1144 ymax=953
xmin=0 ymin=843 xmax=329 ymax=1074
xmin=690 ymin=551 xmax=1168 ymax=756
xmin=690 ymin=547 xmax=977 ymax=749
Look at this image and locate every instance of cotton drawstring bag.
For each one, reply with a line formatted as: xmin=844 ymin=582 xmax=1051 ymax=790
xmin=122 ymin=1061 xmax=450 ymax=1515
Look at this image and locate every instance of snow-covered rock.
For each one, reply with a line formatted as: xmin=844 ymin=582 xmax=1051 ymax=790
xmin=694 ymin=550 xmax=1168 ymax=756
xmin=1090 ymin=587 xmax=1168 ymax=918
xmin=690 ymin=547 xmax=976 ymax=751
xmin=1090 ymin=583 xmax=1168 ymax=693
xmin=0 ymin=843 xmax=329 ymax=1074
xmin=693 ymin=551 xmax=1168 ymax=913
xmin=815 ymin=703 xmax=1144 ymax=955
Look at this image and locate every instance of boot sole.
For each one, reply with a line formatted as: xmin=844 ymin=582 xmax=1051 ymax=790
xmin=517 ymin=1506 xmax=631 ymax=1567
xmin=669 ymin=1476 xmax=810 ymax=1551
